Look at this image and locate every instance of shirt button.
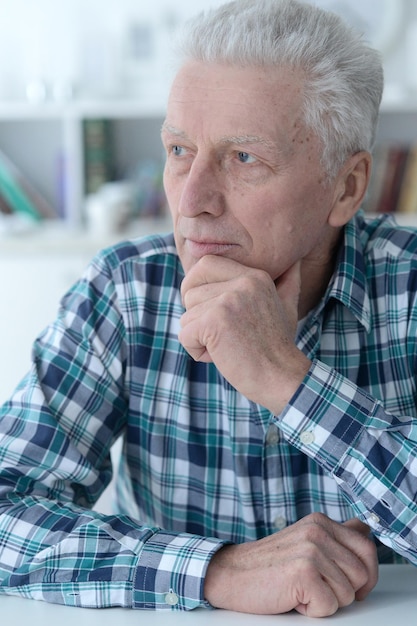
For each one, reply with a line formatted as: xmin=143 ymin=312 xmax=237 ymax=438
xmin=300 ymin=430 xmax=315 ymax=445
xmin=273 ymin=515 xmax=287 ymax=530
xmin=266 ymin=424 xmax=280 ymax=446
xmin=369 ymin=513 xmax=380 ymax=525
xmin=164 ymin=590 xmax=179 ymax=606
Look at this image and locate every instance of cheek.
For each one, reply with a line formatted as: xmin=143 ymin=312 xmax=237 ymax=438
xmin=246 ymin=204 xmax=321 ymax=272
xmin=163 ymin=169 xmax=181 ymax=214
xmin=241 ymin=216 xmax=296 ymax=275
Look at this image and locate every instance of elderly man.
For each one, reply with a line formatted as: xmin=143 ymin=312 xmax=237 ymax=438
xmin=1 ymin=0 xmax=416 ymax=618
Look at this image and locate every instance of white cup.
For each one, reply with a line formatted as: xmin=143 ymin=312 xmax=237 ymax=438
xmin=85 ymin=182 xmax=134 ymax=237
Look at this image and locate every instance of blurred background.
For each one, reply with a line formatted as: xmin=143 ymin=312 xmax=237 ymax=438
xmin=1 ymin=0 xmax=417 ymax=406
xmin=0 ymin=0 xmax=224 ymax=104
xmin=0 ymin=0 xmax=415 ymax=105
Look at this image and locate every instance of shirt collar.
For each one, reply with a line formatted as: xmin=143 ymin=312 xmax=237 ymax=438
xmin=310 ymin=212 xmax=371 ymax=332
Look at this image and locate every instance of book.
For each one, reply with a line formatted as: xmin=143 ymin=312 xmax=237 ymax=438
xmin=364 ymin=144 xmax=391 ymax=214
xmin=396 ymin=144 xmax=417 ymax=214
xmin=375 ymin=144 xmax=409 ymax=214
xmin=365 ymin=143 xmax=410 ymax=215
xmin=0 ymin=149 xmax=55 ymax=221
xmin=83 ymin=118 xmax=115 ymax=196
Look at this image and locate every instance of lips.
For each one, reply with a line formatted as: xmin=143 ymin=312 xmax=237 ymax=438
xmin=185 ymin=238 xmax=237 ymax=258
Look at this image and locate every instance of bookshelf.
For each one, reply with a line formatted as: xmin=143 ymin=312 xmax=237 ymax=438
xmin=1 ymin=96 xmax=417 ymax=231
xmin=0 ymin=99 xmax=166 ymax=227
xmin=0 ymin=99 xmax=170 ymax=405
xmin=361 ymin=104 xmax=417 ymax=217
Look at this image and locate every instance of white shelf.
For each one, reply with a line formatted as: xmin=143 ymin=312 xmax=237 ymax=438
xmin=0 ymin=99 xmax=166 ymax=120
xmin=0 ymin=99 xmax=167 ymax=228
xmin=0 ymin=216 xmax=173 ymax=256
xmin=0 ymin=96 xmax=415 ymax=120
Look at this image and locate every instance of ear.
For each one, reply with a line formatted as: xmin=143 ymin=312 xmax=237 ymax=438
xmin=328 ymin=151 xmax=372 ymax=228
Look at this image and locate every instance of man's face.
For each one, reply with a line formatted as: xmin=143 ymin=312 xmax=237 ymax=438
xmin=162 ymin=61 xmax=339 ymax=279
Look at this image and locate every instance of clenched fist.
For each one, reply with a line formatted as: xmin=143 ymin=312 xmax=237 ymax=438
xmin=204 ymin=513 xmax=378 ymax=617
xmin=179 ymin=254 xmax=310 ymax=414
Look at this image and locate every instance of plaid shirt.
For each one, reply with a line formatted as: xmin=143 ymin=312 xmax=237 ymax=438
xmin=1 ymin=212 xmax=417 ymax=610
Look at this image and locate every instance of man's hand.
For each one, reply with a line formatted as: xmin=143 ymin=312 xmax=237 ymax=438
xmin=179 ymin=255 xmax=310 ymax=414
xmin=204 ymin=513 xmax=378 ymax=617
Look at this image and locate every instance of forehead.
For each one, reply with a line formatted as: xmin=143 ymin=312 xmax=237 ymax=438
xmin=165 ymin=61 xmax=307 ymax=146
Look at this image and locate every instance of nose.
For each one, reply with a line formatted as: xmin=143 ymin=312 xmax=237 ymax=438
xmin=178 ymin=158 xmax=226 ymax=218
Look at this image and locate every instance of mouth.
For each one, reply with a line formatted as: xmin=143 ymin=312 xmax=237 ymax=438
xmin=185 ymin=238 xmax=238 ymax=259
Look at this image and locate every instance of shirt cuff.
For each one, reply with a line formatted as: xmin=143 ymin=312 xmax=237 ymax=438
xmin=277 ymin=358 xmax=377 ymax=472
xmin=133 ymin=530 xmax=227 ymax=610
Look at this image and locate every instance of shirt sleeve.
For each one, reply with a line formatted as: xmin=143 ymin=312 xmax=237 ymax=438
xmin=0 ymin=253 xmax=224 ymax=609
xmin=277 ymin=358 xmax=417 ymax=564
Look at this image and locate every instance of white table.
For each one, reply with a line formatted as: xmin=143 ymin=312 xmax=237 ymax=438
xmin=0 ymin=565 xmax=416 ymax=626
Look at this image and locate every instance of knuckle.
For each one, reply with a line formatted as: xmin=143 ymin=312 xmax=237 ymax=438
xmin=218 ymin=289 xmax=243 ymax=317
xmin=298 ymin=556 xmax=320 ymax=577
xmin=301 ymin=541 xmax=323 ymax=562
xmin=235 ymin=274 xmax=257 ymax=296
xmin=338 ymin=586 xmax=356 ymax=608
xmin=307 ymin=511 xmax=329 ymax=526
xmin=302 ymin=518 xmax=329 ymax=544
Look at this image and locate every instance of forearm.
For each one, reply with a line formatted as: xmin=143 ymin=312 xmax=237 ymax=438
xmin=0 ymin=494 xmax=139 ymax=606
xmin=0 ymin=372 xmax=223 ymax=609
xmin=0 ymin=493 xmax=224 ymax=609
xmin=277 ymin=359 xmax=417 ymax=563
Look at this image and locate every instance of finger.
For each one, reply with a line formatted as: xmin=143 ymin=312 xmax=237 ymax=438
xmin=179 ymin=304 xmax=217 ymax=362
xmin=338 ymin=518 xmax=379 ymax=600
xmin=297 ymin=540 xmax=363 ymax=612
xmin=293 ymin=560 xmax=355 ymax=617
xmin=343 ymin=517 xmax=371 ymax=537
xmin=295 ymin=581 xmax=339 ymax=617
xmin=181 ymin=279 xmax=227 ymax=311
xmin=298 ymin=514 xmax=377 ymax=603
xmin=182 ymin=255 xmax=245 ymax=290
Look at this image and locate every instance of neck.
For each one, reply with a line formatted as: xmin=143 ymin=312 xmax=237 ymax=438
xmin=298 ymin=229 xmax=342 ymax=319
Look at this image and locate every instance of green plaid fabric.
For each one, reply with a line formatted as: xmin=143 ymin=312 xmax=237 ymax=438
xmin=0 ymin=212 xmax=416 ymax=610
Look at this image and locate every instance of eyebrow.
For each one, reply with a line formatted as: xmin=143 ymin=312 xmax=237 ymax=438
xmin=219 ymin=134 xmax=278 ymax=152
xmin=162 ymin=123 xmax=280 ymax=154
xmin=161 ymin=123 xmax=188 ymax=139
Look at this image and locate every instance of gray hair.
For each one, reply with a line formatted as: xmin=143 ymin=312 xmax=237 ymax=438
xmin=175 ymin=0 xmax=384 ymax=179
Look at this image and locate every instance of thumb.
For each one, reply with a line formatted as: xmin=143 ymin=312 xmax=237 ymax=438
xmin=342 ymin=518 xmax=371 ymax=537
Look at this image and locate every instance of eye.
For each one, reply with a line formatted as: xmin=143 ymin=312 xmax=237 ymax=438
xmin=237 ymin=151 xmax=256 ymax=164
xmin=172 ymin=145 xmax=186 ymax=157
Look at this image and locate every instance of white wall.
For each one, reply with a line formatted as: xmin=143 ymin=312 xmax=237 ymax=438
xmin=0 ymin=0 xmax=226 ymax=102
xmin=0 ymin=1 xmax=417 ymax=105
